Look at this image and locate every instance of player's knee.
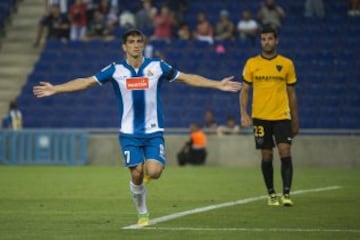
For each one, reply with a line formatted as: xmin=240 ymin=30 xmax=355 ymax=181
xmin=279 ymin=150 xmax=291 ymax=158
xmin=262 ymin=149 xmax=273 ymax=161
xmin=278 ymin=143 xmax=291 ymax=157
xmin=147 ymin=169 xmax=163 ymax=179
xmin=130 ymin=166 xmax=144 ymax=183
xmin=145 ymin=159 xmax=164 ymax=179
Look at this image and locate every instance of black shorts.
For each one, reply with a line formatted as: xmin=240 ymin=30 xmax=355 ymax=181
xmin=252 ymin=118 xmax=293 ymax=149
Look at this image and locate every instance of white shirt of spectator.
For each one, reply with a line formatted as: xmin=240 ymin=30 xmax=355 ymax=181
xmin=237 ymin=20 xmax=258 ymax=39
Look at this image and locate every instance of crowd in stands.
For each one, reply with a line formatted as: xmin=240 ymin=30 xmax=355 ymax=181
xmin=33 ymin=0 xmax=360 ymax=47
xmin=33 ymin=0 xmax=295 ymax=47
xmin=34 ymin=0 xmax=118 ymax=46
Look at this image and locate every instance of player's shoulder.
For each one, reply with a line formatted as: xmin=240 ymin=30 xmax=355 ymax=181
xmin=145 ymin=57 xmax=163 ymax=63
xmin=245 ymin=55 xmax=262 ymax=65
xmin=142 ymin=57 xmax=167 ymax=68
xmin=112 ymin=60 xmax=125 ymax=67
xmin=276 ymin=54 xmax=295 ymax=65
xmin=247 ymin=54 xmax=262 ymax=62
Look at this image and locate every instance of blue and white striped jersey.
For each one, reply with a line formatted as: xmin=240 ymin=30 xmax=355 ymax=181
xmin=93 ymin=57 xmax=180 ymax=137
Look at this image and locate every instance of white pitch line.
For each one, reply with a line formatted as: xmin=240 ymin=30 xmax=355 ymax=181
xmin=122 ymin=185 xmax=341 ymax=229
xmin=139 ymin=227 xmax=360 ymax=233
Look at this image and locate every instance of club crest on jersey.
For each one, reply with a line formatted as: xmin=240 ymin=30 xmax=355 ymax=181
xmin=126 ymin=77 xmax=149 ymax=90
xmin=147 ymin=69 xmax=154 ymax=76
xmin=276 ymin=65 xmax=283 ymax=72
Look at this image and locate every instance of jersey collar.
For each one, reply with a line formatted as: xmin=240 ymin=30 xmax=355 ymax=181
xmin=260 ymin=54 xmax=278 ymax=61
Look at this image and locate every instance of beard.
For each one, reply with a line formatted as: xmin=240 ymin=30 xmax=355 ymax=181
xmin=262 ymin=45 xmax=276 ymax=55
xmin=263 ymin=48 xmax=275 ymax=55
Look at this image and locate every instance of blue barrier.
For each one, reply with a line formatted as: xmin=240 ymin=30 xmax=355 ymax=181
xmin=0 ymin=129 xmax=88 ymax=165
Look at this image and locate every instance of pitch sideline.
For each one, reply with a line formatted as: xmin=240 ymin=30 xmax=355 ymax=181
xmin=140 ymin=227 xmax=360 ymax=233
xmin=122 ymin=186 xmax=342 ymax=230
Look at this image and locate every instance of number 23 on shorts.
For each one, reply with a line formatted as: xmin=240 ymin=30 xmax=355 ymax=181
xmin=254 ymin=125 xmax=265 ymax=137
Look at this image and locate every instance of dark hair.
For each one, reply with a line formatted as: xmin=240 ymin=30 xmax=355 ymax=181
xmin=261 ymin=25 xmax=278 ymax=38
xmin=121 ymin=29 xmax=144 ymax=43
xmin=226 ymin=116 xmax=236 ymax=121
xmin=9 ymin=100 xmax=17 ymax=110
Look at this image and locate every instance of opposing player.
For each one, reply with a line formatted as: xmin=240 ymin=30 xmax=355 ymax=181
xmin=33 ymin=29 xmax=242 ymax=226
xmin=239 ymin=26 xmax=299 ymax=206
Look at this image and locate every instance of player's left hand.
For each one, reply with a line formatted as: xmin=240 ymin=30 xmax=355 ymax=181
xmin=219 ymin=76 xmax=242 ymax=92
xmin=292 ymin=120 xmax=299 ymax=136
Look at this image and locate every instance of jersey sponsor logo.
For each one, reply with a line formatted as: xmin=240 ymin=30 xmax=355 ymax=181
xmin=254 ymin=75 xmax=285 ymax=81
xmin=126 ymin=77 xmax=149 ymax=90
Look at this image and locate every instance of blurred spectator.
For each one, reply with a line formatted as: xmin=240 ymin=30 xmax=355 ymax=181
xmin=135 ymin=0 xmax=157 ymax=31
xmin=203 ymin=109 xmax=218 ymax=132
xmin=165 ymin=0 xmax=187 ymax=26
xmin=177 ymin=22 xmax=192 ymax=40
xmin=304 ymin=0 xmax=325 ymax=18
xmin=144 ymin=37 xmax=154 ymax=58
xmin=119 ymin=10 xmax=136 ymax=29
xmin=95 ymin=0 xmax=118 ymax=30
xmin=216 ymin=116 xmax=240 ymax=136
xmin=2 ymin=100 xmax=23 ymax=130
xmin=33 ymin=4 xmax=70 ymax=47
xmin=237 ymin=10 xmax=258 ymax=44
xmin=84 ymin=9 xmax=115 ymax=41
xmin=177 ymin=123 xmax=207 ymax=166
xmin=214 ymin=9 xmax=235 ymax=41
xmin=348 ymin=0 xmax=360 ymax=16
xmin=257 ymin=0 xmax=286 ymax=30
xmin=144 ymin=37 xmax=165 ymax=59
xmin=46 ymin=0 xmax=68 ymax=14
xmin=193 ymin=11 xmax=214 ymax=44
xmin=68 ymin=0 xmax=88 ymax=41
xmin=151 ymin=5 xmax=175 ymax=41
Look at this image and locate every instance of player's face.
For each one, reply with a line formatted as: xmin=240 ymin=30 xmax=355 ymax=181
xmin=260 ymin=33 xmax=278 ymax=55
xmin=123 ymin=35 xmax=145 ymax=59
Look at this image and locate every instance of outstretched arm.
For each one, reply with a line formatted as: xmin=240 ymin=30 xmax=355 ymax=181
xmin=33 ymin=77 xmax=98 ymax=98
xmin=175 ymin=72 xmax=242 ymax=92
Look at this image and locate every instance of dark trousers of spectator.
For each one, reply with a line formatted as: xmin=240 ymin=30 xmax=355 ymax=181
xmin=177 ymin=148 xmax=207 ymax=166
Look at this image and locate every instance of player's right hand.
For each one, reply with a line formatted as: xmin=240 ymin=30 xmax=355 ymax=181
xmin=241 ymin=114 xmax=252 ymax=128
xmin=33 ymin=82 xmax=55 ymax=98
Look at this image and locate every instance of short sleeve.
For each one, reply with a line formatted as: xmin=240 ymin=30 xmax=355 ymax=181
xmin=160 ymin=60 xmax=179 ymax=82
xmin=93 ymin=63 xmax=116 ymax=85
xmin=242 ymin=59 xmax=253 ymax=84
xmin=287 ymin=60 xmax=297 ymax=85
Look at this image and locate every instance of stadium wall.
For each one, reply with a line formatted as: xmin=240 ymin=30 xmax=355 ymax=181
xmin=87 ymin=134 xmax=360 ymax=168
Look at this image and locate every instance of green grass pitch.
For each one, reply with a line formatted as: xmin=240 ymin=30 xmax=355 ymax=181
xmin=0 ymin=166 xmax=359 ymax=240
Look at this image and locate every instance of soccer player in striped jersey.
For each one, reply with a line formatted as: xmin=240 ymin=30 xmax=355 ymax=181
xmin=33 ymin=29 xmax=242 ymax=226
xmin=239 ymin=26 xmax=299 ymax=207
